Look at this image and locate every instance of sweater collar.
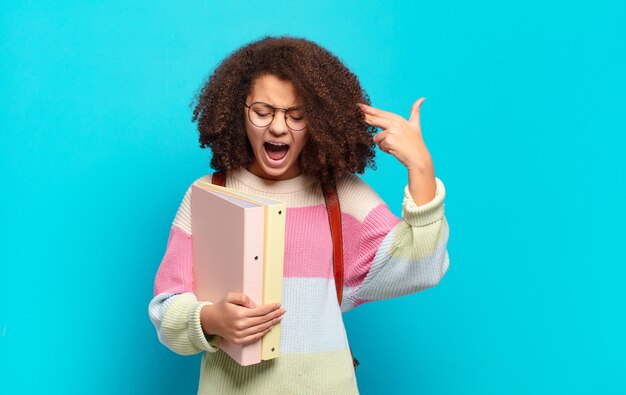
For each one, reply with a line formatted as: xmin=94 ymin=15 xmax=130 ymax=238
xmin=229 ymin=167 xmax=316 ymax=194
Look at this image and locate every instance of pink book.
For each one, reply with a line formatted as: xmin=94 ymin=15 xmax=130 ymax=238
xmin=191 ymin=185 xmax=265 ymax=366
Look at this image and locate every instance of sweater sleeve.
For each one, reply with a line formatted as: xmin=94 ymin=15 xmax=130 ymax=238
xmin=341 ymin=177 xmax=450 ymax=312
xmin=148 ymin=183 xmax=221 ymax=355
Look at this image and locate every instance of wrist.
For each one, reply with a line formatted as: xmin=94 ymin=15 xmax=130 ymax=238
xmin=405 ymin=151 xmax=433 ymax=173
xmin=407 ymin=160 xmax=434 ymax=176
xmin=407 ymin=165 xmax=436 ymax=205
xmin=200 ymin=304 xmax=219 ymax=336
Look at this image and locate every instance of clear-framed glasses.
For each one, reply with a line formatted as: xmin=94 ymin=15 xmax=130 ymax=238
xmin=244 ymin=102 xmax=307 ymax=131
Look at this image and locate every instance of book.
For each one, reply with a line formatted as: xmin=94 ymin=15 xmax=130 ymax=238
xmin=191 ymin=185 xmax=264 ymax=365
xmin=191 ymin=182 xmax=286 ymax=365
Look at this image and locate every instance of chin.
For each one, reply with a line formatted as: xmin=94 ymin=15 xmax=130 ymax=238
xmin=252 ymin=157 xmax=299 ymax=181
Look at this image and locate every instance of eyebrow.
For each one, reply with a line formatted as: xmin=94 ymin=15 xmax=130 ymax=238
xmin=251 ymin=101 xmax=304 ymax=109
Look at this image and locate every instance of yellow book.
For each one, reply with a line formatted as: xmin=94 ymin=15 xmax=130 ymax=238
xmin=195 ymin=181 xmax=286 ymax=361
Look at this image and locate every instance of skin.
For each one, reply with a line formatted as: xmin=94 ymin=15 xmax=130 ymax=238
xmin=201 ymin=77 xmax=436 ymax=345
xmin=245 ymin=74 xmax=310 ymax=181
xmin=201 ymin=292 xmax=285 ymax=346
xmin=358 ymin=98 xmax=437 ymax=205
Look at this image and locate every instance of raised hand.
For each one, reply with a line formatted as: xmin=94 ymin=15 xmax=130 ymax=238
xmin=358 ymin=98 xmax=437 ymax=204
xmin=201 ymin=292 xmax=285 ymax=346
xmin=358 ymin=98 xmax=432 ymax=170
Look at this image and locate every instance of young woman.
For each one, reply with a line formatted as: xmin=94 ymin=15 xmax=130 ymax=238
xmin=149 ymin=36 xmax=450 ymax=394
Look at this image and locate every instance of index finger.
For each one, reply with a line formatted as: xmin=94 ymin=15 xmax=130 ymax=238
xmin=363 ymin=113 xmax=394 ymax=130
xmin=246 ymin=303 xmax=283 ymax=317
xmin=358 ymin=103 xmax=405 ymax=122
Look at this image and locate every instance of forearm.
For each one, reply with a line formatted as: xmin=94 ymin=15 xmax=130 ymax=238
xmin=407 ymin=156 xmax=436 ymax=206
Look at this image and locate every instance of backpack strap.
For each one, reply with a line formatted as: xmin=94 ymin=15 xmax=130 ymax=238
xmin=211 ymin=170 xmax=226 ymax=187
xmin=321 ymin=184 xmax=344 ymax=305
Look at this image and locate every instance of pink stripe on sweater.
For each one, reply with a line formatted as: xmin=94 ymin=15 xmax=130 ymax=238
xmin=344 ymin=204 xmax=401 ymax=288
xmin=282 ymin=204 xmax=399 ymax=283
xmin=153 ymin=203 xmax=400 ymax=295
xmin=154 ymin=225 xmax=194 ymax=295
xmin=283 ymin=205 xmax=334 ymax=279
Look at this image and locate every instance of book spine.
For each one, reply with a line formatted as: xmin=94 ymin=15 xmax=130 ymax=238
xmin=261 ymin=203 xmax=286 ymax=360
xmin=239 ymin=207 xmax=265 ymax=365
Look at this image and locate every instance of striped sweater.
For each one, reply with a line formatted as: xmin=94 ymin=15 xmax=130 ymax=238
xmin=148 ymin=168 xmax=450 ymax=394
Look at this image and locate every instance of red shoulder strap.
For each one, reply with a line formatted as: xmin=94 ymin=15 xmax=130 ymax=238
xmin=211 ymin=170 xmax=226 ymax=187
xmin=322 ymin=184 xmax=344 ymax=306
xmin=210 ymin=171 xmax=344 ymax=306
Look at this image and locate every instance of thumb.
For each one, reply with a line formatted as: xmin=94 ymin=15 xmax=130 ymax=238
xmin=226 ymin=292 xmax=257 ymax=308
xmin=408 ymin=97 xmax=426 ymax=127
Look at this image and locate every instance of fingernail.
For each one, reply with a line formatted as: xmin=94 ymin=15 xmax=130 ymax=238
xmin=280 ymin=309 xmax=286 ymax=314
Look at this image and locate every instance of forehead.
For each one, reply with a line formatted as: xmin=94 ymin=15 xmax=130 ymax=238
xmin=248 ymin=74 xmax=302 ymax=107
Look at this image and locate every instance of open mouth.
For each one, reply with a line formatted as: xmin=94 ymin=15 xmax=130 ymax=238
xmin=264 ymin=141 xmax=289 ymax=162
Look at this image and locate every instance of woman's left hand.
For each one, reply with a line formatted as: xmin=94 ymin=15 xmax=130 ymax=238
xmin=358 ymin=98 xmax=433 ymax=172
xmin=358 ymin=98 xmax=437 ymax=205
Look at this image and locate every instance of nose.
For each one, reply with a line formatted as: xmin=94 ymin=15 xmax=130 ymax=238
xmin=268 ymin=109 xmax=289 ymax=136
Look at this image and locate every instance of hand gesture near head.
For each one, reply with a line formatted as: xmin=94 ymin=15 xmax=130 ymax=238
xmin=358 ymin=98 xmax=437 ymax=205
xmin=201 ymin=292 xmax=285 ymax=346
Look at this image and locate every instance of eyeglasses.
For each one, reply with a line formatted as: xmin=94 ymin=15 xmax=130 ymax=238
xmin=244 ymin=102 xmax=307 ymax=131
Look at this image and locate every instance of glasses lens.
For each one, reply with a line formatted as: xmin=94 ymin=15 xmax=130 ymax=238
xmin=286 ymin=107 xmax=306 ymax=131
xmin=249 ymin=103 xmax=274 ymax=127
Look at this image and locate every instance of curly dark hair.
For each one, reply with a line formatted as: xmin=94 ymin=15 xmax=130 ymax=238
xmin=191 ymin=36 xmax=377 ymax=188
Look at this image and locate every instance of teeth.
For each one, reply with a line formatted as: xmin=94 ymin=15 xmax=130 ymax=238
xmin=266 ymin=141 xmax=287 ymax=147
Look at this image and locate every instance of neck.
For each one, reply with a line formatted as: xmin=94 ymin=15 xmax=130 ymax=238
xmin=230 ymin=167 xmax=314 ymax=194
xmin=247 ymin=162 xmax=302 ymax=181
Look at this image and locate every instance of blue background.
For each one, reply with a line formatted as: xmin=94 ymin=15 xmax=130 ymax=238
xmin=1 ymin=1 xmax=625 ymax=394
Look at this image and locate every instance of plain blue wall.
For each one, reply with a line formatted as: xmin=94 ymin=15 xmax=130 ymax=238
xmin=1 ymin=1 xmax=625 ymax=394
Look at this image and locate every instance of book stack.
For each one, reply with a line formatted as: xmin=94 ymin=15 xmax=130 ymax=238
xmin=191 ymin=181 xmax=286 ymax=366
